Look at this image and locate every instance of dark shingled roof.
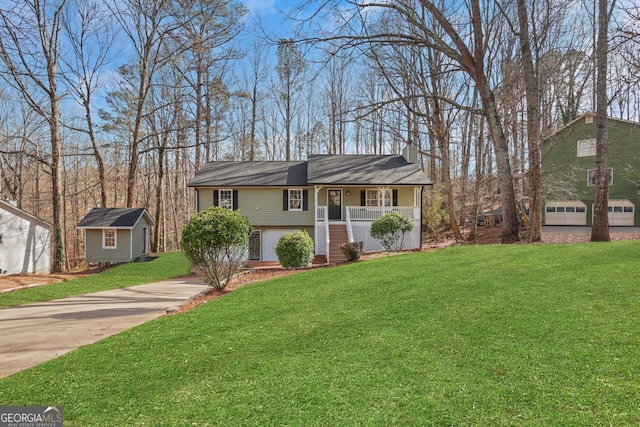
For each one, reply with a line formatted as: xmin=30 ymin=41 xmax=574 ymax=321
xmin=77 ymin=208 xmax=153 ymax=228
xmin=187 ymin=161 xmax=308 ymax=187
xmin=188 ymin=155 xmax=431 ymax=187
xmin=307 ymin=155 xmax=431 ymax=185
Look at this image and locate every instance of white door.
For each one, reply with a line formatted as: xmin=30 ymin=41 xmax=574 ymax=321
xmin=262 ymin=229 xmax=294 ymax=262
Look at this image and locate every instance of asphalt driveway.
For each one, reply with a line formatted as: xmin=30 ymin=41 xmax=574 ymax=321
xmin=0 ymin=276 xmax=209 ymax=378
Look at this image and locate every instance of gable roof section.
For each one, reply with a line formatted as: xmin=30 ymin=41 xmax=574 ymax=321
xmin=188 ymin=161 xmax=307 ymax=187
xmin=189 ymin=155 xmax=431 ymax=187
xmin=77 ymin=208 xmax=155 ymax=229
xmin=307 ymin=154 xmax=431 ymax=185
xmin=543 ymin=112 xmax=640 ymax=143
xmin=0 ymin=200 xmax=52 ymax=229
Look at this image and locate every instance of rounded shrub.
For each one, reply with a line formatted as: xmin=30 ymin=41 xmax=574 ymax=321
xmin=181 ymin=206 xmax=252 ymax=289
xmin=370 ymin=211 xmax=414 ymax=252
xmin=275 ymin=230 xmax=315 ymax=268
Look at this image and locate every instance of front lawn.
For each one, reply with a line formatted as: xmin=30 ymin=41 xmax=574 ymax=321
xmin=0 ymin=252 xmax=192 ymax=308
xmin=1 ymin=242 xmax=640 ymax=425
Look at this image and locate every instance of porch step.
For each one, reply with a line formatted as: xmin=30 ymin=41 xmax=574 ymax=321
xmin=328 ymin=224 xmax=349 ymax=264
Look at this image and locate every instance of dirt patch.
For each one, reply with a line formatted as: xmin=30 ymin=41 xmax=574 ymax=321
xmin=0 ymin=270 xmax=99 ymax=293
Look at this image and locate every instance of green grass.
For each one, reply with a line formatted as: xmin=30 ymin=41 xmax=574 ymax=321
xmin=2 ymin=242 xmax=640 ymax=425
xmin=0 ymin=252 xmax=192 ymax=308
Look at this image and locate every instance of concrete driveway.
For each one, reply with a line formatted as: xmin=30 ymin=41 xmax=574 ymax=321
xmin=0 ymin=276 xmax=209 ymax=378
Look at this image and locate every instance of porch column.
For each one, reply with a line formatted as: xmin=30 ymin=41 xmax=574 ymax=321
xmin=314 ymin=186 xmax=321 ymax=252
xmin=380 ymin=186 xmax=390 ymax=215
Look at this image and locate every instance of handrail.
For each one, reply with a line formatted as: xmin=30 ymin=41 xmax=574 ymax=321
xmin=345 ymin=205 xmax=355 ymax=243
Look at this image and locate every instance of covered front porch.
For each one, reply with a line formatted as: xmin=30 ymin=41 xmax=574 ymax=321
xmin=313 ymin=186 xmax=423 ymax=262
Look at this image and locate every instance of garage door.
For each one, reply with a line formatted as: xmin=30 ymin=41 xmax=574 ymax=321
xmin=262 ymin=229 xmax=295 ymax=262
xmin=545 ymin=201 xmax=587 ymax=225
xmin=599 ymin=199 xmax=634 ymax=226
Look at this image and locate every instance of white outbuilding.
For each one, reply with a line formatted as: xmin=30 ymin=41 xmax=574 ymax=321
xmin=0 ymin=200 xmax=52 ymax=275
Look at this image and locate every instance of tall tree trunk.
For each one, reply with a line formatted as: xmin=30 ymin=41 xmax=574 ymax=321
xmin=591 ymin=0 xmax=614 ymax=242
xmin=516 ymin=0 xmax=542 ymax=242
xmin=50 ymin=94 xmax=66 ymax=272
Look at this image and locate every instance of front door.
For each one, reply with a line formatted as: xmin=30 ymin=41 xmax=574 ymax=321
xmin=328 ymin=189 xmax=342 ymax=220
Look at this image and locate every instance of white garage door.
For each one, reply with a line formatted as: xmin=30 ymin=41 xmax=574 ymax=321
xmin=262 ymin=229 xmax=295 ymax=262
xmin=545 ymin=201 xmax=587 ymax=225
xmin=599 ymin=199 xmax=635 ymax=226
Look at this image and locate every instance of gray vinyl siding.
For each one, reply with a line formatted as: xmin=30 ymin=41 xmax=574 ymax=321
xmin=197 ymin=187 xmax=315 ymax=227
xmin=84 ymin=229 xmax=132 ymax=263
xmin=131 ymin=217 xmax=151 ymax=259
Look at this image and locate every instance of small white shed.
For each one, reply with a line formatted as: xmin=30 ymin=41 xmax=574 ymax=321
xmin=0 ymin=200 xmax=52 ymax=275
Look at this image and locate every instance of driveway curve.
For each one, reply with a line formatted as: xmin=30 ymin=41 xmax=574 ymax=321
xmin=0 ymin=276 xmax=209 ymax=378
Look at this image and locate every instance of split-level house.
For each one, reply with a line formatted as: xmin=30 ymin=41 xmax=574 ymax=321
xmin=542 ymin=113 xmax=640 ymax=226
xmin=188 ymin=146 xmax=431 ymax=263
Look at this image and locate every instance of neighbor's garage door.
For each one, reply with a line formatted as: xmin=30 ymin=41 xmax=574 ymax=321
xmin=262 ymin=229 xmax=295 ymax=262
xmin=601 ymin=199 xmax=635 ymax=226
xmin=545 ymin=201 xmax=587 ymax=225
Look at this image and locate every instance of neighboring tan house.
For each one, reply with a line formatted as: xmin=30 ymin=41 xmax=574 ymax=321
xmin=542 ymin=113 xmax=640 ymax=226
xmin=188 ymin=146 xmax=431 ymax=263
xmin=0 ymin=200 xmax=51 ymax=275
xmin=77 ymin=208 xmax=155 ymax=263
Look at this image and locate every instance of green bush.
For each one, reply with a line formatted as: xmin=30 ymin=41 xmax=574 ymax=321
xmin=370 ymin=212 xmax=414 ymax=252
xmin=275 ymin=230 xmax=315 ymax=268
xmin=181 ymin=207 xmax=252 ymax=289
xmin=339 ymin=241 xmax=363 ymax=261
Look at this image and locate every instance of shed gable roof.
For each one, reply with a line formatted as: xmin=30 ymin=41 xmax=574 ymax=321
xmin=77 ymin=208 xmax=155 ymax=229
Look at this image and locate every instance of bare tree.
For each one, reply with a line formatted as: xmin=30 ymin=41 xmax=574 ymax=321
xmin=62 ymin=0 xmax=117 ymax=209
xmin=108 ymin=0 xmax=186 ymax=207
xmin=275 ymin=38 xmax=307 ymax=161
xmin=302 ymin=0 xmax=521 ymax=242
xmin=0 ymin=0 xmax=69 ymax=271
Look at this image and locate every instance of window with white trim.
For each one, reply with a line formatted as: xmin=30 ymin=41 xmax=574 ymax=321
xmin=587 ymin=168 xmax=613 ymax=186
xmin=366 ymin=189 xmax=392 ymax=207
xmin=103 ymin=229 xmax=117 ymax=249
xmin=577 ymin=138 xmax=597 ymax=157
xmin=289 ymin=189 xmax=302 ymax=211
xmin=218 ymin=189 xmax=233 ymax=209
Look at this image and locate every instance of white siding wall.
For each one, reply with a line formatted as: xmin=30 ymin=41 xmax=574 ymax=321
xmin=0 ymin=208 xmax=51 ymax=275
xmin=351 ymin=221 xmax=422 ymax=251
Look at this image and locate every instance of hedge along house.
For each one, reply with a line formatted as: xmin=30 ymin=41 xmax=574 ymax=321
xmin=77 ymin=208 xmax=155 ymax=263
xmin=542 ymin=113 xmax=640 ymax=226
xmin=188 ymin=146 xmax=431 ymax=264
xmin=0 ymin=200 xmax=51 ymax=275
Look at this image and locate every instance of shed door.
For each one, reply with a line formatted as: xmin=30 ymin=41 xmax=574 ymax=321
xmin=142 ymin=227 xmax=149 ymax=255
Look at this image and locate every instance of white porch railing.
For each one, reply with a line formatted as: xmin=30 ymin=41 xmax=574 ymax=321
xmin=316 ymin=206 xmax=326 ymax=221
xmin=316 ymin=206 xmax=420 ymax=222
xmin=347 ymin=206 xmax=420 ymax=221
